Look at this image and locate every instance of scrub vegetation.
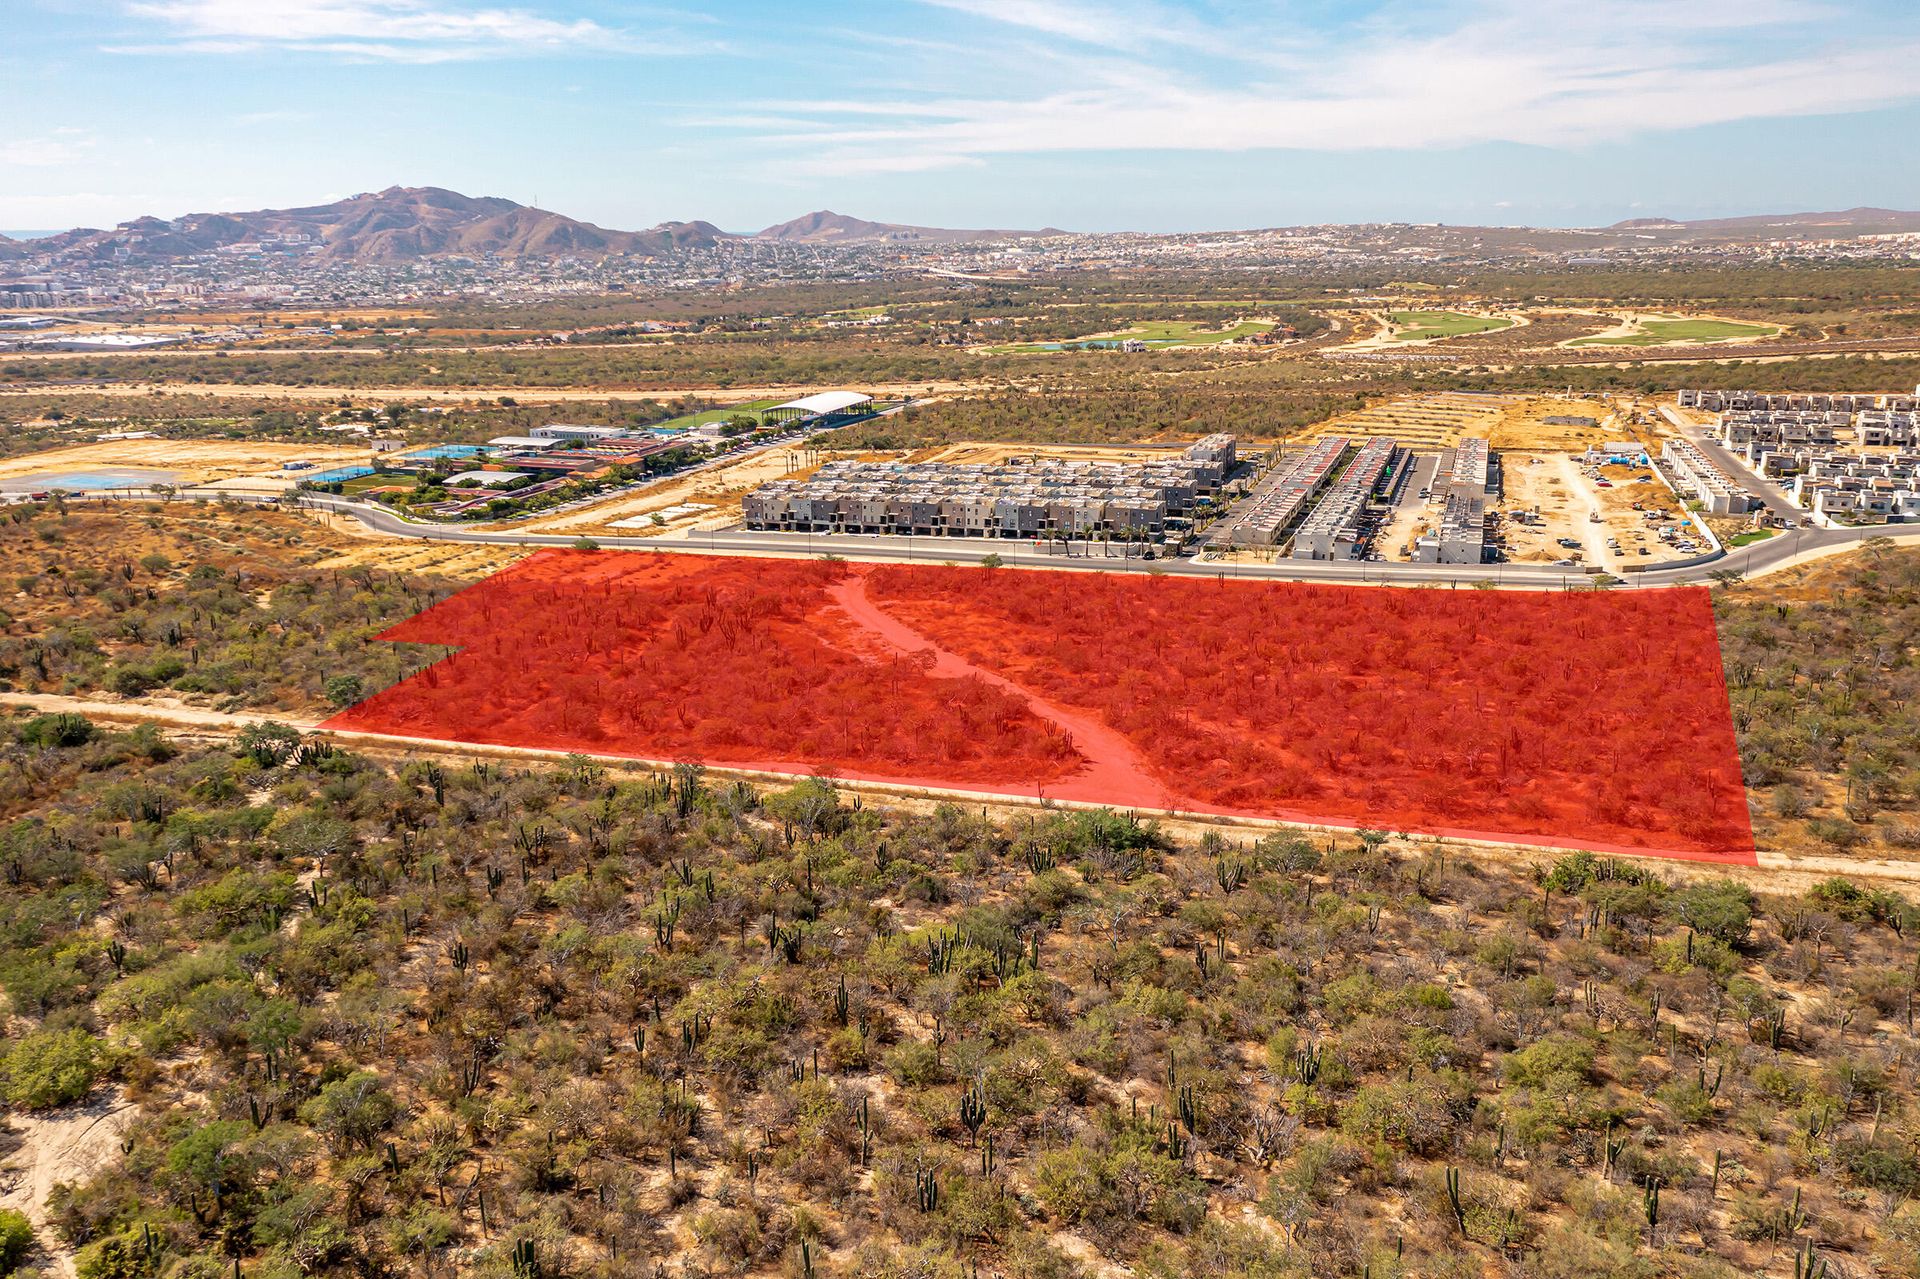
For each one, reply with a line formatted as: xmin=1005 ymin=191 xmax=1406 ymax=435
xmin=1 ymin=713 xmax=1918 ymax=1278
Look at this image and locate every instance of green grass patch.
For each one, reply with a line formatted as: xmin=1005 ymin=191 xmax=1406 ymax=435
xmin=1387 ymin=311 xmax=1514 ymax=341
xmin=984 ymin=319 xmax=1274 ymax=354
xmin=649 ymin=399 xmax=784 ymax=432
xmin=1571 ymin=317 xmax=1779 ymax=347
xmin=1728 ymin=529 xmax=1778 ymax=547
xmin=338 ymin=473 xmax=409 ymax=494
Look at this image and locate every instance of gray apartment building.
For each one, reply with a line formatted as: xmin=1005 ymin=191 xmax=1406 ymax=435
xmin=1412 ymin=437 xmax=1492 ymax=564
xmin=742 ymin=436 xmax=1232 ymax=539
xmin=1217 ymin=436 xmax=1349 ymax=547
xmin=1290 ymin=437 xmax=1403 ymax=560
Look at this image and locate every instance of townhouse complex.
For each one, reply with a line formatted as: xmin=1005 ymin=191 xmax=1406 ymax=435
xmin=1217 ymin=437 xmax=1350 ymax=548
xmin=742 ymin=436 xmax=1235 ymax=539
xmin=1684 ymin=387 xmax=1920 ymax=525
xmin=1291 ymin=437 xmax=1403 ymax=560
xmin=1413 ymin=437 xmax=1495 ymax=565
xmin=1661 ymin=439 xmax=1758 ymax=515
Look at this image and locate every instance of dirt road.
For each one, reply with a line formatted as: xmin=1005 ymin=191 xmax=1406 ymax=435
xmin=1550 ymin=452 xmax=1618 ymax=572
xmin=827 ymin=569 xmax=1175 ymax=809
xmin=6 ymin=692 xmax=1910 ymax=892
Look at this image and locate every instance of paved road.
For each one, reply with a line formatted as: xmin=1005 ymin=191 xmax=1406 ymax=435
xmin=1660 ymin=405 xmax=1804 ymax=523
xmin=38 ymin=483 xmax=1920 ymax=590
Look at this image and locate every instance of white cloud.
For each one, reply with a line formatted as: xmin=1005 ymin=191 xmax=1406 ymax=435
xmin=744 ymin=0 xmax=1920 ymax=175
xmin=0 ymin=191 xmax=137 ymax=228
xmin=117 ymin=0 xmax=674 ymax=61
xmin=0 ymin=131 xmax=97 ymax=168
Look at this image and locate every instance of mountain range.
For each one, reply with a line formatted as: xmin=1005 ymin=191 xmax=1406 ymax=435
xmin=4 ymin=189 xmax=1918 ymax=267
xmin=1605 ymin=208 xmax=1920 ymax=239
xmin=0 ymin=187 xmax=1062 ymax=265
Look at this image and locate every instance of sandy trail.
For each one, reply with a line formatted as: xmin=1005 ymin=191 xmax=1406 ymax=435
xmin=825 ymin=569 xmax=1176 ymax=809
xmin=0 ymin=1090 xmax=136 ymax=1278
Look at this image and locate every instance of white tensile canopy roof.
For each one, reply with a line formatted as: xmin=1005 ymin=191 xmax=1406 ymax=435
xmin=769 ymin=391 xmax=872 ymax=415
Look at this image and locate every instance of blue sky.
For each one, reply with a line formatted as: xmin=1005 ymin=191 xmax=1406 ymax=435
xmin=5 ymin=0 xmax=1920 ymax=233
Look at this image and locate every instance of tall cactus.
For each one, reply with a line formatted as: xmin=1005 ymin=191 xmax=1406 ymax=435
xmin=958 ymin=1083 xmax=987 ymax=1144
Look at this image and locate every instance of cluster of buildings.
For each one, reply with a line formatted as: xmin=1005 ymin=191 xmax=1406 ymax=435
xmin=1660 ymin=439 xmax=1757 ymax=515
xmin=1216 ymin=437 xmax=1350 ymax=548
xmin=307 ymin=427 xmax=691 ymax=517
xmin=1787 ymin=452 xmax=1920 ymax=522
xmin=0 ymin=277 xmax=98 ymax=309
xmin=1214 ymin=432 xmax=1493 ymax=564
xmin=1678 ymin=389 xmax=1919 ymax=414
xmin=1290 ymin=437 xmax=1403 ymax=560
xmin=1413 ymin=437 xmax=1494 ymax=564
xmin=1686 ymin=387 xmax=1920 ymax=525
xmin=742 ymin=436 xmax=1236 ymax=539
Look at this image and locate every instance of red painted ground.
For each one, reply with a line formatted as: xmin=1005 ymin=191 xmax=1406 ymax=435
xmin=325 ymin=551 xmax=1756 ymax=864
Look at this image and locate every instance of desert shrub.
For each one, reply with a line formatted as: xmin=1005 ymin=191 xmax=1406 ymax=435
xmin=0 ymin=1209 xmax=33 ymax=1275
xmin=1034 ymin=1135 xmax=1205 ymax=1232
xmin=1505 ymin=1034 xmax=1596 ymax=1087
xmin=1806 ymin=817 xmax=1864 ymax=850
xmin=299 ymin=1072 xmax=399 ymax=1153
xmin=1341 ymin=1072 xmax=1475 ymax=1156
xmin=73 ymin=1229 xmax=156 ymax=1279
xmin=19 ymin=712 xmax=94 ymax=748
xmin=324 ymin=674 xmax=365 ymax=708
xmin=1668 ymin=880 xmax=1754 ymax=946
xmin=3 ymin=1027 xmax=104 ymax=1109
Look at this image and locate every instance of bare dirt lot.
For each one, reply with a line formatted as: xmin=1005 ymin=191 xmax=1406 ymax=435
xmin=1484 ymin=395 xmax=1650 ymax=451
xmin=0 ymin=439 xmax=369 ymax=487
xmin=520 ymin=442 xmax=843 ymax=537
xmin=1496 ymin=453 xmax=1696 ymax=570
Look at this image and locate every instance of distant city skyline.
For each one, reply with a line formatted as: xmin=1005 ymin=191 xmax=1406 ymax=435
xmin=6 ymin=0 xmax=1920 ymax=234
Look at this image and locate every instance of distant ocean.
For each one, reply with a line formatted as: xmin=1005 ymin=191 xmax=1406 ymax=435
xmin=1 ymin=230 xmax=62 ymax=239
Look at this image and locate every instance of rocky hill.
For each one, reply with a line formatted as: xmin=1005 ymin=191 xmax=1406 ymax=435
xmin=756 ymin=208 xmax=1064 ymax=244
xmin=1607 ymin=207 xmax=1920 ymax=240
xmin=28 ymin=186 xmax=733 ymax=264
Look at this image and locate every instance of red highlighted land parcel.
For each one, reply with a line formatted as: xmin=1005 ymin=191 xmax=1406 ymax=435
xmin=324 ymin=551 xmax=1755 ymax=864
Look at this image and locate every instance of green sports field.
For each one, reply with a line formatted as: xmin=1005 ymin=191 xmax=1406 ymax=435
xmin=648 ymin=399 xmax=784 ymax=431
xmin=984 ymin=319 xmax=1274 ymax=354
xmin=1571 ymin=317 xmax=1779 ymax=347
xmin=1387 ymin=311 xmax=1514 ymax=341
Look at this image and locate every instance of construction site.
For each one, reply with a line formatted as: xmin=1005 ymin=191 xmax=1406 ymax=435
xmin=1194 ymin=392 xmax=1742 ymax=574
